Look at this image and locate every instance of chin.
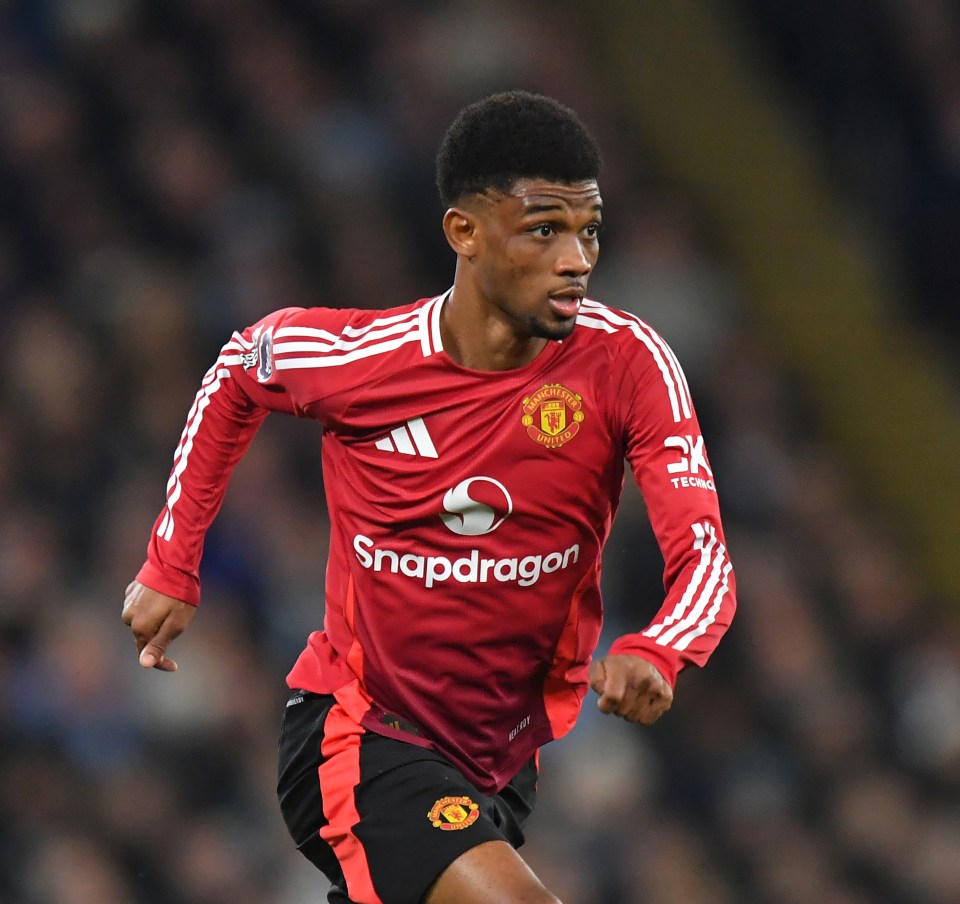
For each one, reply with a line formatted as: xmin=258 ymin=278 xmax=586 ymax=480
xmin=531 ymin=317 xmax=578 ymax=342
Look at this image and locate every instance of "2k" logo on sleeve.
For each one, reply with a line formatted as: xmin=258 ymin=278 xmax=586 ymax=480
xmin=664 ymin=434 xmax=716 ymax=491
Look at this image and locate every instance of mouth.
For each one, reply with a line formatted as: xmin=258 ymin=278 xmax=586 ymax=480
xmin=547 ymin=289 xmax=584 ymax=319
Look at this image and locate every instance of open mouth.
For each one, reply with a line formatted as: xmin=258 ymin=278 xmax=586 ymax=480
xmin=547 ymin=293 xmax=583 ymax=318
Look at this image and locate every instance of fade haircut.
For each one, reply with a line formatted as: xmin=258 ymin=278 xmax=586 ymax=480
xmin=436 ymin=90 xmax=602 ymax=207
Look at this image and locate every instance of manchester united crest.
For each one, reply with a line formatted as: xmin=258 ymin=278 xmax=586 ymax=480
xmin=521 ymin=383 xmax=584 ymax=449
xmin=427 ymin=795 xmax=480 ymax=831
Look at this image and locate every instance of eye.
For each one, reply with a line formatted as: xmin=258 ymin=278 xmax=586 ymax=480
xmin=584 ymin=223 xmax=602 ymax=239
xmin=532 ymin=224 xmax=555 ymax=238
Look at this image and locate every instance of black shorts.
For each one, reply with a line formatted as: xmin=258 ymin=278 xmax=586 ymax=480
xmin=277 ymin=690 xmax=538 ymax=904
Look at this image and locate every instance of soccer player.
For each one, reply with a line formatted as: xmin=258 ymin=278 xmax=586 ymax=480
xmin=123 ymin=91 xmax=736 ymax=903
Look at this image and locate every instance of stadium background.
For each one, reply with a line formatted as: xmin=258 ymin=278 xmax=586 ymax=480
xmin=1 ymin=1 xmax=959 ymax=902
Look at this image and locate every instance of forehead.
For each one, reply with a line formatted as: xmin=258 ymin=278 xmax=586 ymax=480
xmin=500 ymin=178 xmax=602 ymax=213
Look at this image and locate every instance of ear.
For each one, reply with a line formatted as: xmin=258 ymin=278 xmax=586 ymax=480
xmin=442 ymin=207 xmax=480 ymax=257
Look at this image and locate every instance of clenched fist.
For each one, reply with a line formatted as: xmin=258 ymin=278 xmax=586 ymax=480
xmin=122 ymin=580 xmax=196 ymax=672
xmin=588 ymin=654 xmax=673 ymax=725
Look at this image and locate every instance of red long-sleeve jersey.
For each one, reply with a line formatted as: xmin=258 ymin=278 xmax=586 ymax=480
xmin=137 ymin=292 xmax=736 ymax=792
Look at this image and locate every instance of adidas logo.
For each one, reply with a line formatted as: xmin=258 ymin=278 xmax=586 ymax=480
xmin=375 ymin=417 xmax=438 ymax=458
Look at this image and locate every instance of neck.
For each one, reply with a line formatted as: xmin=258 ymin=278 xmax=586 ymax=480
xmin=440 ymin=272 xmax=547 ymax=372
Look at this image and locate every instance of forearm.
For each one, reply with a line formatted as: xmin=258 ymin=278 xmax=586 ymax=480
xmin=137 ymin=354 xmax=270 ymax=604
xmin=617 ymin=489 xmax=736 ymax=687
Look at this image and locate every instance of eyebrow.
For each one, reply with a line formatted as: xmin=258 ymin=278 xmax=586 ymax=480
xmin=521 ymin=202 xmax=604 ymax=215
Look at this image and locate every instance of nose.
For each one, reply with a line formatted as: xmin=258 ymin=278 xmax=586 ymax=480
xmin=555 ymin=235 xmax=594 ymax=277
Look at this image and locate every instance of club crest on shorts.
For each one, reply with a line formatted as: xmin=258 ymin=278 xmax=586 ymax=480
xmin=521 ymin=383 xmax=584 ymax=449
xmin=427 ymin=795 xmax=480 ymax=831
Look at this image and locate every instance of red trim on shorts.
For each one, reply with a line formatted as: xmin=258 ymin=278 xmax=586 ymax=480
xmin=318 ymin=702 xmax=382 ymax=904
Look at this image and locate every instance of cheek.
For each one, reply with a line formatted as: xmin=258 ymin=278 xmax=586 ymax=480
xmin=509 ymin=259 xmax=535 ymax=280
xmin=486 ymin=249 xmax=535 ymax=287
xmin=503 ymin=244 xmax=545 ymax=280
xmin=481 ymin=237 xmax=549 ymax=294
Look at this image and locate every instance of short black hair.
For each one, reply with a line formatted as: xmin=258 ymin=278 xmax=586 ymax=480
xmin=435 ymin=90 xmax=602 ymax=207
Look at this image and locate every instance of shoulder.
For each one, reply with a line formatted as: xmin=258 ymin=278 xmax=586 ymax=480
xmin=576 ymin=298 xmax=677 ymax=364
xmin=264 ymin=295 xmax=437 ymax=334
xmin=576 ymin=298 xmax=693 ymax=421
xmin=251 ymin=298 xmax=446 ymax=356
xmin=254 ymin=294 xmax=445 ymax=368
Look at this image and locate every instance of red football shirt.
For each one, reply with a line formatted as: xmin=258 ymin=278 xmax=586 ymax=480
xmin=137 ymin=292 xmax=736 ymax=792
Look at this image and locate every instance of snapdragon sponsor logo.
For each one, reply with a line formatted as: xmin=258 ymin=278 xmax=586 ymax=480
xmin=353 ymin=534 xmax=580 ymax=589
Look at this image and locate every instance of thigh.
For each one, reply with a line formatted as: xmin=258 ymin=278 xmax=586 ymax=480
xmin=425 ymin=840 xmax=561 ymax=904
xmin=277 ymin=691 xmax=533 ymax=904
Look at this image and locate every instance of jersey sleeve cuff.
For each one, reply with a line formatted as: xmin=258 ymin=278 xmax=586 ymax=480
xmin=135 ymin=561 xmax=201 ymax=606
xmin=607 ymin=634 xmax=681 ymax=688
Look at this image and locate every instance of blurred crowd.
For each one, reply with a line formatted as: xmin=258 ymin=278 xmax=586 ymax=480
xmin=1 ymin=2 xmax=959 ymax=903
xmin=733 ymin=0 xmax=960 ymax=358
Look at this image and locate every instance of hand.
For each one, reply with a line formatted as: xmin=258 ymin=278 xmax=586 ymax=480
xmin=121 ymin=580 xmax=196 ymax=671
xmin=588 ymin=654 xmax=673 ymax=725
